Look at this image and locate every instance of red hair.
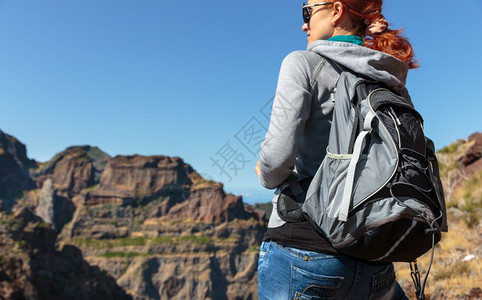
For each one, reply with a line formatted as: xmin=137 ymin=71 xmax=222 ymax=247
xmin=339 ymin=0 xmax=419 ymax=68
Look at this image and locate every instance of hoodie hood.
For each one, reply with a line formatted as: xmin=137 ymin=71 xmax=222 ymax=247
xmin=308 ymin=40 xmax=409 ymax=93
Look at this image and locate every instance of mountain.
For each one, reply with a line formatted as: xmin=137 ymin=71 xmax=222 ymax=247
xmin=0 ymin=130 xmax=266 ymax=299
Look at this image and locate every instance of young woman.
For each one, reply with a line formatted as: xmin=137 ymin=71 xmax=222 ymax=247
xmin=255 ymin=1 xmax=416 ymax=299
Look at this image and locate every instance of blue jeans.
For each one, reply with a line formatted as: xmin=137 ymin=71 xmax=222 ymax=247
xmin=257 ymin=241 xmax=408 ymax=300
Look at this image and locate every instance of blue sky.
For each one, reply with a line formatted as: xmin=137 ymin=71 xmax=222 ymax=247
xmin=0 ymin=0 xmax=481 ymax=204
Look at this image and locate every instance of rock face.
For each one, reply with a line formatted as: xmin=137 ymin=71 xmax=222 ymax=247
xmin=32 ymin=145 xmax=110 ymax=194
xmin=85 ymin=155 xmax=189 ymax=206
xmin=459 ymin=132 xmax=482 ymax=166
xmin=73 ymin=219 xmax=263 ymax=300
xmin=438 ymin=132 xmax=482 ymax=204
xmin=30 ymin=146 xmax=110 ymax=231
xmin=79 ymin=155 xmax=259 ymax=224
xmin=0 ymin=207 xmax=131 ymax=299
xmin=35 ymin=179 xmax=55 ymax=225
xmin=458 ymin=132 xmax=482 ymax=179
xmin=0 ymin=130 xmax=266 ymax=299
xmin=58 ymin=154 xmax=265 ymax=299
xmin=0 ymin=131 xmax=36 ymax=211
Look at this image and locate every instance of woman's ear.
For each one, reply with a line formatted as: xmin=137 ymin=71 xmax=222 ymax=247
xmin=331 ymin=2 xmax=346 ymax=26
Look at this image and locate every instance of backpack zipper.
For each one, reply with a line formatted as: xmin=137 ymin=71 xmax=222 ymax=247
xmin=387 ymin=108 xmax=402 ymax=149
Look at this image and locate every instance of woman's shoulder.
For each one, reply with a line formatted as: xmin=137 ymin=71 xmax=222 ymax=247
xmin=280 ymin=50 xmax=325 ymax=75
xmin=283 ymin=50 xmax=323 ymax=65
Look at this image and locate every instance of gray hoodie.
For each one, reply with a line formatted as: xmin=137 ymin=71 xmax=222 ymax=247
xmin=258 ymin=40 xmax=410 ymax=228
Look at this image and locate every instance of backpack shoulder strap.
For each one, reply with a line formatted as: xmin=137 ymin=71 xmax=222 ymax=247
xmin=322 ymin=56 xmax=347 ymax=74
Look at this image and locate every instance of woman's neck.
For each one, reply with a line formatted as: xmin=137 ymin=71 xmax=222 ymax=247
xmin=332 ymin=26 xmax=358 ymax=37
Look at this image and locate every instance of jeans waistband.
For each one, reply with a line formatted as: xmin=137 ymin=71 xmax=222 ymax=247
xmin=267 ymin=240 xmax=343 ymax=261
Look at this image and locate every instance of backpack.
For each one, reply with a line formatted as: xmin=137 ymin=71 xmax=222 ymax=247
xmin=296 ymin=58 xmax=448 ymax=299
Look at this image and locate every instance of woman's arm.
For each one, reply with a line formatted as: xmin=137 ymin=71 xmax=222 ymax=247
xmin=258 ymin=51 xmax=312 ymax=189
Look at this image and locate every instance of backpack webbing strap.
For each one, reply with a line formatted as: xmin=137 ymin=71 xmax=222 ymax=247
xmin=410 ymin=232 xmax=436 ymax=300
xmin=286 ymin=174 xmax=304 ymax=202
xmin=338 ymin=110 xmax=377 ymax=222
xmin=326 ymin=147 xmax=368 ymax=160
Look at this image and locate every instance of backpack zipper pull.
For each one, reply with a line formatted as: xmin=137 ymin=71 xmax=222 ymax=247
xmin=389 ymin=107 xmax=402 ymax=126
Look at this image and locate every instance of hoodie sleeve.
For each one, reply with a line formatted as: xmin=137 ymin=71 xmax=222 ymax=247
xmin=258 ymin=51 xmax=312 ymax=189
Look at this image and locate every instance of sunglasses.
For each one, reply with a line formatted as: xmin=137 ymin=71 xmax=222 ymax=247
xmin=302 ymin=2 xmax=334 ymax=23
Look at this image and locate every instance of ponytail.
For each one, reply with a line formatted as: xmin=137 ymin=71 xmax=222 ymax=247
xmin=365 ymin=29 xmax=419 ymax=69
xmin=341 ymin=0 xmax=419 ymax=69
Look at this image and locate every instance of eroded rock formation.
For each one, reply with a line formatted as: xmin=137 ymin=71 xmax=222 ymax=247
xmin=0 ymin=207 xmax=131 ymax=299
xmin=0 ymin=130 xmax=266 ymax=299
xmin=58 ymin=154 xmax=265 ymax=299
xmin=0 ymin=131 xmax=36 ymax=211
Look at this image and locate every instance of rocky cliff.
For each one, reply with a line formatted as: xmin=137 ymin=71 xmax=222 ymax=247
xmin=29 ymin=146 xmax=110 ymax=231
xmin=0 ymin=207 xmax=131 ymax=299
xmin=0 ymin=130 xmax=266 ymax=299
xmin=53 ymin=152 xmax=266 ymax=299
xmin=0 ymin=132 xmax=36 ymax=211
